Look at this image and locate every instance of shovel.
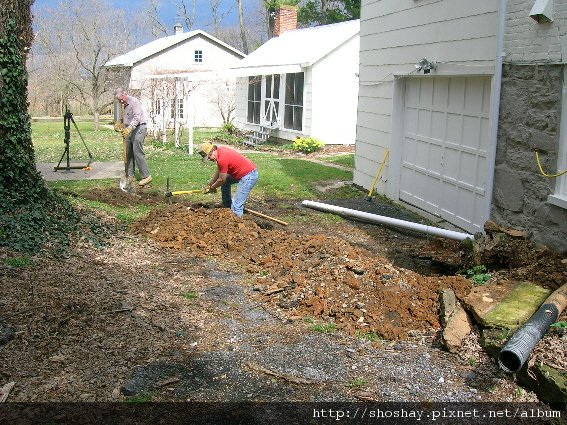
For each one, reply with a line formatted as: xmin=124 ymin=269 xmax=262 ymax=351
xmin=118 ymin=102 xmax=133 ymax=193
xmin=119 ymin=133 xmax=133 ymax=192
xmin=165 ymin=177 xmax=201 ymax=202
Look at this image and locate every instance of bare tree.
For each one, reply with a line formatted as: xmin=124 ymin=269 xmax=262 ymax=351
xmin=208 ymin=0 xmax=235 ymax=35
xmin=210 ymin=79 xmax=236 ymax=124
xmin=146 ymin=0 xmax=169 ymax=37
xmin=237 ymin=0 xmax=249 ymax=54
xmin=143 ymin=74 xmax=202 ymax=147
xmin=31 ymin=0 xmax=148 ymax=128
xmin=175 ymin=0 xmax=197 ymax=31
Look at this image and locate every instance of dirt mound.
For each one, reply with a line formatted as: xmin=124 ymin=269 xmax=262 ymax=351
xmin=81 ymin=187 xmax=165 ymax=207
xmin=131 ymin=205 xmax=472 ymax=340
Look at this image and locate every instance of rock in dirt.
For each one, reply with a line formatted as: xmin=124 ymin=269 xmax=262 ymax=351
xmin=439 ymin=289 xmax=472 ymax=353
xmin=0 ymin=323 xmax=15 ymax=346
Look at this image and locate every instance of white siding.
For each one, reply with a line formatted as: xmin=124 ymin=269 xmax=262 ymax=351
xmin=133 ymin=35 xmax=243 ymax=129
xmin=354 ymin=0 xmax=499 ymax=198
xmin=146 ymin=78 xmax=235 ymax=129
xmin=232 ymin=21 xmax=360 ymax=144
xmin=233 ymin=77 xmax=249 ymax=130
xmin=130 ymin=35 xmax=243 ymax=89
xmin=311 ymin=35 xmax=360 ymax=145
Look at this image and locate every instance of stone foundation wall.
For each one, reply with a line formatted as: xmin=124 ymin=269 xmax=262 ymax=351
xmin=493 ymin=64 xmax=567 ymax=254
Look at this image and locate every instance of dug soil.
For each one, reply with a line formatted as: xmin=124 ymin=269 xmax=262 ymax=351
xmin=1 ymin=182 xmax=566 ymax=407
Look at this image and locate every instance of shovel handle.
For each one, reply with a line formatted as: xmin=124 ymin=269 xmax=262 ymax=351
xmin=244 ymin=208 xmax=288 ymax=226
xmin=170 ymin=190 xmax=202 ymax=196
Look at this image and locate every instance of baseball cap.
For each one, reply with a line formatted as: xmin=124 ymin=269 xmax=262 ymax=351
xmin=198 ymin=142 xmax=214 ymax=161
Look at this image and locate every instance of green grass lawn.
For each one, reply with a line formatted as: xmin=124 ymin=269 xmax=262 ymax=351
xmin=32 ymin=120 xmax=361 ymax=222
xmin=320 ymin=154 xmax=354 ymax=168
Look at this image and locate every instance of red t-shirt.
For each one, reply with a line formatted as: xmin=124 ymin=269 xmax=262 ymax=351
xmin=216 ymin=146 xmax=256 ymax=180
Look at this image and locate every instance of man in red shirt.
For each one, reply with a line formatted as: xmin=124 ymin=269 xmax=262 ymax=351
xmin=199 ymin=142 xmax=258 ymax=217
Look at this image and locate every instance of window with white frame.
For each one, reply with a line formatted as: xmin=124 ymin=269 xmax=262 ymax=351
xmin=284 ymin=72 xmax=304 ymax=131
xmin=247 ymin=76 xmax=261 ymax=124
xmin=154 ymin=99 xmax=161 ymax=115
xmin=170 ymin=98 xmax=184 ymax=119
xmin=178 ymin=98 xmax=184 ymax=119
xmin=195 ymin=50 xmax=203 ymax=63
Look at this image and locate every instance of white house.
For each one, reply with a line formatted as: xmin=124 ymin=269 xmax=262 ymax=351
xmin=232 ymin=7 xmax=360 ymax=146
xmin=354 ymin=0 xmax=567 ymax=253
xmin=104 ymin=24 xmax=246 ymax=137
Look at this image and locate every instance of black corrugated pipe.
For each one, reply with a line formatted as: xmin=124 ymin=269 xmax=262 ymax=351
xmin=498 ymin=284 xmax=567 ymax=373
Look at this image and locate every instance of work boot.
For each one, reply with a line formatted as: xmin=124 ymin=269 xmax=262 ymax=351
xmin=139 ymin=175 xmax=152 ymax=186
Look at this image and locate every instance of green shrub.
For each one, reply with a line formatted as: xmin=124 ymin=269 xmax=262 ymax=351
xmin=292 ymin=137 xmax=324 ymax=154
xmin=221 ymin=122 xmax=238 ymax=135
xmin=212 ymin=123 xmax=245 ymax=146
xmin=464 ymin=265 xmax=491 ymax=285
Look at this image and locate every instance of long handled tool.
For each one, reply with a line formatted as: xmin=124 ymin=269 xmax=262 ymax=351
xmin=118 ymin=103 xmax=133 ymax=193
xmin=245 ymin=208 xmax=288 ymax=226
xmin=366 ymin=149 xmax=389 ymax=201
xmin=168 ymin=189 xmax=202 ymax=196
xmin=165 ymin=177 xmax=202 ymax=203
xmin=119 ymin=134 xmax=133 ymax=192
xmin=164 ymin=178 xmax=287 ymax=226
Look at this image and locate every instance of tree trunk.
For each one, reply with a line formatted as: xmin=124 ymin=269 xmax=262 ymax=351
xmin=237 ymin=0 xmax=249 ymax=54
xmin=0 ymin=0 xmax=48 ymax=206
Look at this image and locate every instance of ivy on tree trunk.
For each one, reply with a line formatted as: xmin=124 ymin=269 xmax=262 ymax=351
xmin=0 ymin=1 xmax=81 ymax=254
xmin=0 ymin=1 xmax=41 ymax=204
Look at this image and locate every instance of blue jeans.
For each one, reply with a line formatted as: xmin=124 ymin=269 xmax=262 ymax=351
xmin=221 ymin=169 xmax=258 ymax=217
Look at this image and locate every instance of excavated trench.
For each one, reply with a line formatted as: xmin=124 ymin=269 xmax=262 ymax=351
xmin=3 ymin=185 xmax=566 ymax=406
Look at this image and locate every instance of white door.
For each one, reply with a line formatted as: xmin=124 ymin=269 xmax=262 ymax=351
xmin=263 ymin=74 xmax=281 ymax=127
xmin=399 ymin=76 xmax=491 ymax=233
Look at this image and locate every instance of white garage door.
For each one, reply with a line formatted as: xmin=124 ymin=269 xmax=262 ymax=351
xmin=400 ymin=76 xmax=491 ymax=233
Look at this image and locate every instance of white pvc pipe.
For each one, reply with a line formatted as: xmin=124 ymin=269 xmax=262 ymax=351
xmin=301 ymin=200 xmax=474 ymax=241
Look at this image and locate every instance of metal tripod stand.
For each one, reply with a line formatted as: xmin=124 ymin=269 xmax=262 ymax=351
xmin=54 ymin=109 xmax=94 ymax=172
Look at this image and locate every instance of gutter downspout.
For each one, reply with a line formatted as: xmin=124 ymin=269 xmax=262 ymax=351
xmin=484 ymin=0 xmax=506 ymax=227
xmin=301 ymin=200 xmax=473 ymax=241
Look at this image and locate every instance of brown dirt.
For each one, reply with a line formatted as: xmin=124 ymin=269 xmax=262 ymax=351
xmin=1 ymin=179 xmax=566 ymax=404
xmin=130 ymin=204 xmax=472 ymax=341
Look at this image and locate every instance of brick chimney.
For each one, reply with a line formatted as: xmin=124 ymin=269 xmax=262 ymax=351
xmin=273 ymin=5 xmax=298 ymax=37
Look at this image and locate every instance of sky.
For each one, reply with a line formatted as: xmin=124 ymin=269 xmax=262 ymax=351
xmin=32 ymin=0 xmax=253 ymax=34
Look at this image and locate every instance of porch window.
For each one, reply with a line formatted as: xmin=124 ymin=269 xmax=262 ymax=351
xmin=154 ymin=99 xmax=161 ymax=115
xmin=178 ymin=98 xmax=184 ymax=119
xmin=247 ymin=76 xmax=261 ymax=124
xmin=284 ymin=72 xmax=303 ymax=131
xmin=170 ymin=98 xmax=184 ymax=119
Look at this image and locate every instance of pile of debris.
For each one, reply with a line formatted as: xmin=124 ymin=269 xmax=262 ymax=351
xmin=132 ymin=205 xmax=472 ymax=340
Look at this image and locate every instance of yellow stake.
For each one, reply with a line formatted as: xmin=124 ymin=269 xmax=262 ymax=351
xmin=367 ymin=149 xmax=390 ymax=199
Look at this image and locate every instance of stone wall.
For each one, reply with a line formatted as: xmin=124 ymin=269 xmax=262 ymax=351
xmin=493 ymin=64 xmax=567 ymax=254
